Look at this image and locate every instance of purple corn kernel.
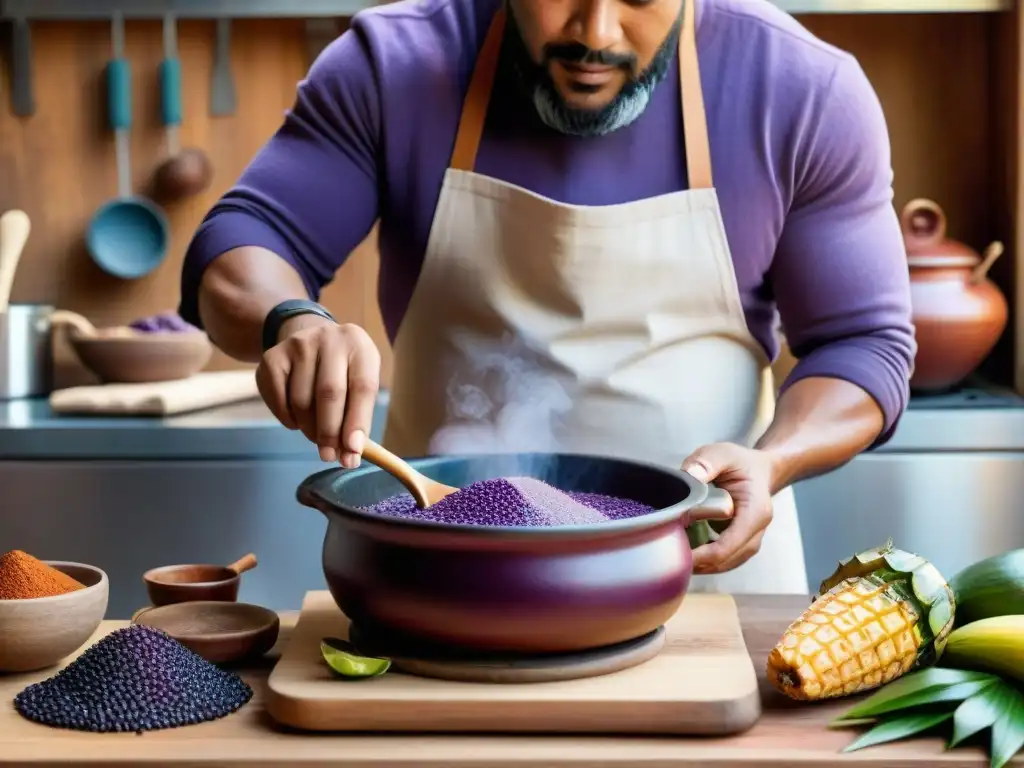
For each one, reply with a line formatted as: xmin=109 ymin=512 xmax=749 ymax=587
xmin=362 ymin=476 xmax=655 ymax=526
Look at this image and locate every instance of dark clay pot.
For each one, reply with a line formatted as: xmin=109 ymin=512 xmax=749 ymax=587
xmin=297 ymin=453 xmax=713 ymax=654
xmin=901 ymin=199 xmax=1009 ymax=392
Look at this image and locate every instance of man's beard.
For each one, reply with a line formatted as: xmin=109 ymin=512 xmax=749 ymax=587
xmin=503 ymin=4 xmax=683 ymax=138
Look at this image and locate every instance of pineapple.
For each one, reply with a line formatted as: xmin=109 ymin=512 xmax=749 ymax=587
xmin=767 ymin=540 xmax=955 ymax=701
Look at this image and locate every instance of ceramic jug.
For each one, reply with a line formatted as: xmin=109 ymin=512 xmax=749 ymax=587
xmin=901 ymin=198 xmax=1008 ymax=392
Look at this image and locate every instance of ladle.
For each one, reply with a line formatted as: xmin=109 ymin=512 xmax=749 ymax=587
xmin=361 ymin=439 xmax=459 ymax=508
xmin=150 ymin=13 xmax=213 ymax=202
xmin=86 ymin=12 xmax=169 ymax=280
xmin=0 ymin=209 xmax=31 ymax=311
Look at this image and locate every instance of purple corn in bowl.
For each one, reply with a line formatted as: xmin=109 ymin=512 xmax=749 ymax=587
xmin=296 ymin=452 xmax=717 ymax=654
xmin=130 ymin=312 xmax=200 ymax=334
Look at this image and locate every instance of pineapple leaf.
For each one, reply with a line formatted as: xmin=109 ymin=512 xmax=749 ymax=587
xmin=834 ymin=668 xmax=997 ymax=722
xmin=950 ymin=684 xmax=1007 ymax=747
xmin=990 ymin=682 xmax=1024 ymax=768
xmin=844 ymin=680 xmax=992 ymax=720
xmin=828 ymin=717 xmax=877 ymax=729
xmin=842 ymin=710 xmax=954 ymax=753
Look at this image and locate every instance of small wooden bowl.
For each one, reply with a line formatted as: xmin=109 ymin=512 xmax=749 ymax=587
xmin=68 ymin=331 xmax=213 ymax=384
xmin=132 ymin=602 xmax=280 ymax=664
xmin=0 ymin=562 xmax=109 ymax=673
xmin=143 ymin=563 xmax=244 ymax=607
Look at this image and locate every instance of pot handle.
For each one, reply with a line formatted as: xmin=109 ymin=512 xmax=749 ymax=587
xmin=49 ymin=309 xmax=96 ymax=337
xmin=900 ymin=198 xmax=947 ymax=248
xmin=683 ymin=484 xmax=734 ymax=548
xmin=969 ymin=241 xmax=1004 ymax=285
xmin=296 ymin=467 xmax=342 ymax=514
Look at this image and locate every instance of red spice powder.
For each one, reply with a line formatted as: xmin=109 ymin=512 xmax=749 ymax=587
xmin=0 ymin=550 xmax=86 ymax=600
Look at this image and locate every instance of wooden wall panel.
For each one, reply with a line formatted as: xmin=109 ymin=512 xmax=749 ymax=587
xmin=0 ymin=12 xmax=1014 ymax=390
xmin=0 ymin=18 xmax=388 ymax=388
xmin=990 ymin=8 xmax=1024 ymax=393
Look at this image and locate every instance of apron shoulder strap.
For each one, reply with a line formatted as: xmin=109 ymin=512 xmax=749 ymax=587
xmin=450 ymin=8 xmax=507 ymax=172
xmin=680 ymin=0 xmax=713 ymax=189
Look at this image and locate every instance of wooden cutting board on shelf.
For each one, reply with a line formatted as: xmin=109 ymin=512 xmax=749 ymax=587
xmin=265 ymin=591 xmax=761 ymax=736
xmin=49 ymin=370 xmax=259 ymax=415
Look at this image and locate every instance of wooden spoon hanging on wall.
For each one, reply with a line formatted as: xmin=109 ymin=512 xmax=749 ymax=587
xmin=0 ymin=210 xmax=31 ymax=312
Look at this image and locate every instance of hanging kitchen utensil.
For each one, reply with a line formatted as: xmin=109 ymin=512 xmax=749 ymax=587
xmin=901 ymin=198 xmax=1009 ymax=392
xmin=151 ymin=13 xmax=212 ymax=202
xmin=209 ymin=18 xmax=236 ymax=116
xmin=86 ymin=12 xmax=169 ymax=281
xmin=8 ymin=15 xmax=34 ymax=116
xmin=0 ymin=209 xmax=31 ymax=311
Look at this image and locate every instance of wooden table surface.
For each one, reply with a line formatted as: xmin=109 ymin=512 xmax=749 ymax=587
xmin=0 ymin=595 xmax=1008 ymax=767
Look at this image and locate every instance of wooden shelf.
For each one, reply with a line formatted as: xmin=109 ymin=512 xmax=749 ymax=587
xmin=0 ymin=0 xmax=377 ymax=20
xmin=784 ymin=0 xmax=1011 ymax=11
xmin=0 ymin=0 xmax=1013 ymax=18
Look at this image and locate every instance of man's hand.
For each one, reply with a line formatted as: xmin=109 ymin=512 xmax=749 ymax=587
xmin=681 ymin=443 xmax=778 ymax=575
xmin=255 ymin=315 xmax=381 ymax=468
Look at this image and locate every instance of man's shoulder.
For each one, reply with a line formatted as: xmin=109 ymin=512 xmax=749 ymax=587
xmin=700 ymin=0 xmax=856 ymax=87
xmin=347 ymin=0 xmax=502 ymax=82
xmin=700 ymin=0 xmax=880 ymax=172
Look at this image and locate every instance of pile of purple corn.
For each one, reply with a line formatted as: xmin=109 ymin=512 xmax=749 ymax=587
xmin=14 ymin=625 xmax=252 ymax=733
xmin=362 ymin=476 xmax=655 ymax=526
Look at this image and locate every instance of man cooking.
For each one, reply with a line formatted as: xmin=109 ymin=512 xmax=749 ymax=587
xmin=178 ymin=0 xmax=915 ymax=595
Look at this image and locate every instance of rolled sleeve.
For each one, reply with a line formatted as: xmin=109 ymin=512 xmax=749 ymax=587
xmin=178 ymin=26 xmax=382 ymax=329
xmin=179 ymin=211 xmax=313 ymax=328
xmin=771 ymin=60 xmax=916 ymax=447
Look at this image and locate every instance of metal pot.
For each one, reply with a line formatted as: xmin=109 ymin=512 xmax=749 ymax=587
xmin=297 ymin=452 xmax=713 ymax=654
xmin=0 ymin=303 xmax=55 ymax=400
xmin=901 ymin=199 xmax=1009 ymax=391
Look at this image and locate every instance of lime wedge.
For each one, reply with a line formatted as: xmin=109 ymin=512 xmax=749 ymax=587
xmin=320 ymin=637 xmax=391 ymax=679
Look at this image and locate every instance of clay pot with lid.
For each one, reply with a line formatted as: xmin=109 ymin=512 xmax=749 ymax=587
xmin=901 ymin=199 xmax=1008 ymax=392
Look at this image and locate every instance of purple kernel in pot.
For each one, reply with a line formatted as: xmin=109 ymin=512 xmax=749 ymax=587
xmin=14 ymin=625 xmax=252 ymax=733
xmin=362 ymin=476 xmax=655 ymax=526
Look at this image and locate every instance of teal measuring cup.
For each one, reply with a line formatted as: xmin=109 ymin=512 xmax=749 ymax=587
xmin=86 ymin=13 xmax=169 ymax=280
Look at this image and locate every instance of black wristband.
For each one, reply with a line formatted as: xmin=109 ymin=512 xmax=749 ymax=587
xmin=261 ymin=299 xmax=337 ymax=353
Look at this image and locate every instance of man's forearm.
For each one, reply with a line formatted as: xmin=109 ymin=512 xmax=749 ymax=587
xmin=755 ymin=376 xmax=886 ymax=493
xmin=197 ymin=246 xmax=313 ymax=363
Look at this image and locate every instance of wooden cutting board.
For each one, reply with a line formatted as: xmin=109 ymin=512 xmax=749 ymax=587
xmin=49 ymin=370 xmax=259 ymax=415
xmin=265 ymin=591 xmax=761 ymax=736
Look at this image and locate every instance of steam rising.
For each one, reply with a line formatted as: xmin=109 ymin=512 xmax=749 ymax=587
xmin=427 ymin=331 xmax=580 ymax=483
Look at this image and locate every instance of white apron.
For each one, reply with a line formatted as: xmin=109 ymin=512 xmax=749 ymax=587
xmin=381 ymin=0 xmax=809 ymax=595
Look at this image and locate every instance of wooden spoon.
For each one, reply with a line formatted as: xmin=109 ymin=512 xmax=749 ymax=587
xmin=0 ymin=209 xmax=31 ymax=311
xmin=226 ymin=553 xmax=257 ymax=575
xmin=49 ymin=310 xmax=139 ymax=339
xmin=361 ymin=439 xmax=459 ymax=508
xmin=48 ymin=310 xmax=98 ymax=337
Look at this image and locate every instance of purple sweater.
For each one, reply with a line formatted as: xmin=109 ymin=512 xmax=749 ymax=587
xmin=180 ymin=0 xmax=915 ymax=444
